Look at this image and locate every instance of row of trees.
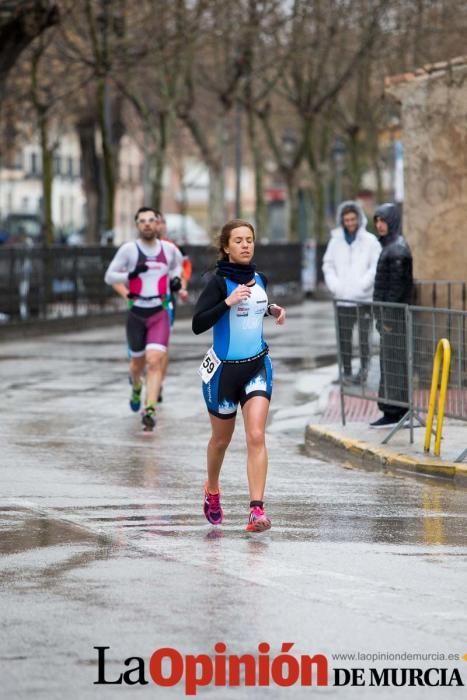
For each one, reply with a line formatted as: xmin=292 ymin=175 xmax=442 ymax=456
xmin=1 ymin=0 xmax=467 ymax=244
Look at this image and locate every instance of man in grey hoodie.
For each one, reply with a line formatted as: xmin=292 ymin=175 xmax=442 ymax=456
xmin=323 ymin=200 xmax=381 ymax=383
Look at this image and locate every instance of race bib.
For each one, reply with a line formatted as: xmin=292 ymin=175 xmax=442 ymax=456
xmin=198 ymin=347 xmax=221 ymax=383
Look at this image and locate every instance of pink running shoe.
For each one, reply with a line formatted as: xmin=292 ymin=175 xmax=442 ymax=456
xmin=203 ymin=483 xmax=224 ymax=525
xmin=246 ymin=506 xmax=271 ymax=532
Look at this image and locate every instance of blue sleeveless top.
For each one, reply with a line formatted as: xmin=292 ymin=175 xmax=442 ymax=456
xmin=213 ymin=273 xmax=268 ymax=360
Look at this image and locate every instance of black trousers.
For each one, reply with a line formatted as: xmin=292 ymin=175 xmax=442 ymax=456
xmin=337 ymin=305 xmax=372 ymax=375
xmin=377 ymin=319 xmax=408 ymax=419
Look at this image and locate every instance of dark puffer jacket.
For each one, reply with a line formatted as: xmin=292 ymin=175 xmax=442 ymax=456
xmin=373 ymin=203 xmax=413 ymax=304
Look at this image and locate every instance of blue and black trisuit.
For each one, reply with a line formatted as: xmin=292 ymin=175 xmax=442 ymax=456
xmin=192 ymin=271 xmax=273 ymax=419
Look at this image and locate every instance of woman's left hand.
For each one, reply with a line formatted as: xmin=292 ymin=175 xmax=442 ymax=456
xmin=269 ymin=304 xmax=286 ymax=325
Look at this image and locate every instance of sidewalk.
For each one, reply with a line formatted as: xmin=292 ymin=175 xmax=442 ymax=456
xmin=299 ymin=364 xmax=467 ymax=485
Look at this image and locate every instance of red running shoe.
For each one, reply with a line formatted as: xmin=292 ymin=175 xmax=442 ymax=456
xmin=246 ymin=506 xmax=271 ymax=532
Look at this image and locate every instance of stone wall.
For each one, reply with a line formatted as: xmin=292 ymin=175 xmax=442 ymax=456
xmin=387 ymin=64 xmax=467 ymax=281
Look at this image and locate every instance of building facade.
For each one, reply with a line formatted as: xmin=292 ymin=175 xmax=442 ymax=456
xmin=386 ymin=57 xmax=467 ymax=281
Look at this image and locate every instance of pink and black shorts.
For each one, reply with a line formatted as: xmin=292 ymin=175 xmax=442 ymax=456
xmin=126 ymin=306 xmax=170 ymax=357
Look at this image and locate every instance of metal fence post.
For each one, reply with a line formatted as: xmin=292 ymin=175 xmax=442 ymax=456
xmin=407 ymin=305 xmax=414 ymax=444
xmin=459 ymin=314 xmax=464 ymax=419
xmin=8 ymin=248 xmax=15 ymax=317
xmin=39 ymin=247 xmax=47 ymax=319
xmin=333 ymin=300 xmax=346 ymax=426
xmin=72 ymin=248 xmax=79 ymax=316
xmin=463 ymin=297 xmax=467 ymax=397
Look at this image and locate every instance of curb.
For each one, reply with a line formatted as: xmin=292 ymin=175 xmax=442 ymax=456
xmin=305 ymin=424 xmax=467 ymax=484
xmin=0 ymin=294 xmax=305 ymax=340
xmin=0 ymin=311 xmax=127 ymax=340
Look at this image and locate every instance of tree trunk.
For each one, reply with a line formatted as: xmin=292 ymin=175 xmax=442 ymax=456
xmin=348 ymin=131 xmax=363 ymax=198
xmin=246 ymin=108 xmax=267 ymax=240
xmin=150 ymin=113 xmax=168 ymax=211
xmin=369 ymin=134 xmax=384 ymax=204
xmin=285 ymin=173 xmax=299 ymax=242
xmin=150 ymin=151 xmax=163 ymax=212
xmin=77 ymin=115 xmax=101 ymax=244
xmin=39 ymin=112 xmax=54 ymax=247
xmin=374 ymin=156 xmax=384 ymax=204
xmin=208 ymin=163 xmax=225 ymax=237
xmin=97 ymin=79 xmax=115 ymax=233
xmin=312 ymin=180 xmax=328 ymax=245
xmin=110 ymin=94 xmax=125 ymax=219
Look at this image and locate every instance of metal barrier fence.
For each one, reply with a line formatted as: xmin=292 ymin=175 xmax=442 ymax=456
xmin=0 ymin=243 xmax=303 ymax=324
xmin=0 ymin=246 xmax=120 ymax=322
xmin=413 ymin=280 xmax=467 ymax=310
xmin=334 ymin=299 xmax=467 ymax=461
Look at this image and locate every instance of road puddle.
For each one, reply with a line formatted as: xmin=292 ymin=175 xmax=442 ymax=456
xmin=0 ymin=506 xmax=96 ymax=555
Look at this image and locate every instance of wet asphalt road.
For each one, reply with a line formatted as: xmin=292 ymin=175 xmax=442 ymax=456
xmin=1 ymin=300 xmax=466 ymax=699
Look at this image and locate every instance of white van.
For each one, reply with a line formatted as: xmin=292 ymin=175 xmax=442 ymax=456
xmin=164 ymin=214 xmax=210 ymax=245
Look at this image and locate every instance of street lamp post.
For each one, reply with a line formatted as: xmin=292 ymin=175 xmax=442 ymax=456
xmin=281 ymin=128 xmax=298 ymax=240
xmin=281 ymin=128 xmax=297 ymax=168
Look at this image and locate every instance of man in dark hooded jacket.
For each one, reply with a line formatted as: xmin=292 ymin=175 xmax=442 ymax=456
xmin=370 ymin=203 xmax=413 ymax=428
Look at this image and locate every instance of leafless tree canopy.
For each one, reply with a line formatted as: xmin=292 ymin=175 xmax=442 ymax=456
xmin=0 ymin=0 xmax=59 ymax=96
xmin=2 ymin=0 xmax=467 ymax=240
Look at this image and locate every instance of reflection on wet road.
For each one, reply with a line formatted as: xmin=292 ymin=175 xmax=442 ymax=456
xmin=1 ymin=302 xmax=466 ymax=699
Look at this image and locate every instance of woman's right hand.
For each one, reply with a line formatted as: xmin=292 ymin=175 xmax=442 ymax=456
xmin=225 ymin=284 xmax=252 ymax=307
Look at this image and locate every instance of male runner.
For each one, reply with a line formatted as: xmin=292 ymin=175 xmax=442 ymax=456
xmin=104 ymin=207 xmax=183 ymax=430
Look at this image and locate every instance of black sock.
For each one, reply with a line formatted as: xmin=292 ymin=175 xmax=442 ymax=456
xmin=250 ymin=500 xmax=263 ymax=509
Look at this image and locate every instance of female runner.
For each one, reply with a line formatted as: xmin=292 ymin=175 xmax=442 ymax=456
xmin=192 ymin=219 xmax=286 ymax=532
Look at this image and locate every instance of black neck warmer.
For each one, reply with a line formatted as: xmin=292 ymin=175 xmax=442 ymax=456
xmin=216 ymin=261 xmax=256 ymax=284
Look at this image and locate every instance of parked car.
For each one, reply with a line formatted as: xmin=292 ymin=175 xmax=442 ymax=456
xmin=0 ymin=214 xmax=83 ymax=247
xmin=1 ymin=213 xmax=42 ymax=246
